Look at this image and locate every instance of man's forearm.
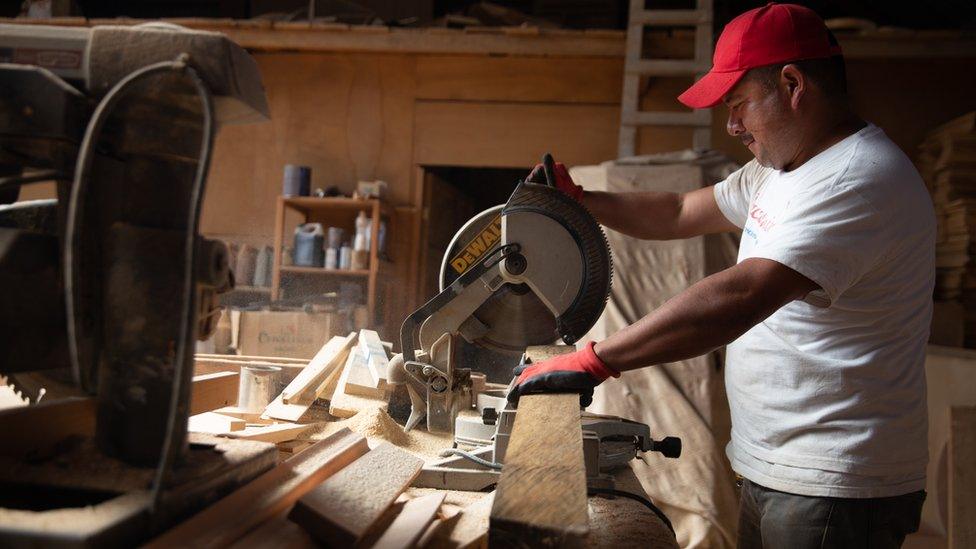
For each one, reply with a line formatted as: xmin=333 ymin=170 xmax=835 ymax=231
xmin=593 ymin=259 xmax=809 ymax=372
xmin=582 ymin=190 xmax=684 ymax=240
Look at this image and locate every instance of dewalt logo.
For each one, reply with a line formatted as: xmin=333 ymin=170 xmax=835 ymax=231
xmin=449 ymin=215 xmax=502 ymax=274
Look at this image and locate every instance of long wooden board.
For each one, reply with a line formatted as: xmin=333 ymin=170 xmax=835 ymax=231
xmin=223 ymin=422 xmax=315 ymax=443
xmin=263 ymin=334 xmax=357 ymax=421
xmin=289 ymin=443 xmax=424 ymax=546
xmin=147 ymin=428 xmax=369 ymax=548
xmin=489 ymin=394 xmax=588 ymax=547
xmin=950 ymin=406 xmax=976 ymax=549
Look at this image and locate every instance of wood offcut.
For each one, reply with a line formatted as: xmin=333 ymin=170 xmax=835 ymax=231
xmin=489 ymin=393 xmax=589 ymax=547
xmin=289 ymin=442 xmax=424 ymax=546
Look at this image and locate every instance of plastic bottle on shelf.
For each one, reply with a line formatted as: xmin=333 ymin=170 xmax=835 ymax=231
xmin=339 ymin=244 xmax=353 ymax=270
xmin=355 ymin=211 xmax=370 ymax=250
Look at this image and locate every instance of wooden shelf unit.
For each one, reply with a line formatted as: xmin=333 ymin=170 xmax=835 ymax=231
xmin=271 ymin=196 xmax=383 ymax=322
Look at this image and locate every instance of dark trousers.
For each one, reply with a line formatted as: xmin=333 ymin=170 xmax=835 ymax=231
xmin=737 ymin=479 xmax=925 ymax=549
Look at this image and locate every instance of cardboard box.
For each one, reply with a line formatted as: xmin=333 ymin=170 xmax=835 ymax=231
xmin=237 ymin=310 xmax=336 ymax=359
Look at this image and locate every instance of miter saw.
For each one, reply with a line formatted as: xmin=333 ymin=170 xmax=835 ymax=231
xmin=389 ymin=154 xmax=612 ymax=433
xmin=388 ymin=154 xmax=681 ymax=489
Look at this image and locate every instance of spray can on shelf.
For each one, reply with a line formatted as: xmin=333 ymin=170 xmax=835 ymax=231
xmin=325 ymin=247 xmax=339 ymax=270
xmin=339 ymin=244 xmax=353 ymax=270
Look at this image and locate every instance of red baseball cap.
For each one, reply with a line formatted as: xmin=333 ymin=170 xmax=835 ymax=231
xmin=677 ymin=2 xmax=842 ymax=109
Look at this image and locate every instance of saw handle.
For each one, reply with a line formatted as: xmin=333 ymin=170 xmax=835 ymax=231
xmin=541 ymin=152 xmax=557 ymax=188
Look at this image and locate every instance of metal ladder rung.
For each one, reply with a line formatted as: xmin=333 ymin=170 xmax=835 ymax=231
xmin=630 ymin=9 xmax=711 ymax=26
xmin=625 ymin=59 xmax=710 ymax=76
xmin=621 ymin=110 xmax=711 ymax=127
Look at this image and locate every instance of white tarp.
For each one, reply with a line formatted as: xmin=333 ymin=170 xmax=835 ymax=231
xmin=572 ymin=151 xmax=741 ymax=548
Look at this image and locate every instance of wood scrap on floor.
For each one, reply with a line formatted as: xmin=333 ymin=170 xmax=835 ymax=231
xmin=227 ymin=515 xmax=317 ymax=549
xmin=263 ymin=333 xmax=357 ymax=422
xmin=147 ymin=428 xmax=369 ymax=548
xmin=489 ymin=393 xmax=588 ymax=547
xmin=369 ymin=492 xmax=445 ymax=549
xmin=187 ymin=411 xmax=245 ymax=434
xmin=289 ymin=442 xmax=424 ymax=546
xmin=189 ymin=371 xmax=239 ymax=415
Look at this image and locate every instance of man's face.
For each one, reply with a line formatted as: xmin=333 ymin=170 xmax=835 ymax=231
xmin=723 ymin=74 xmax=800 ymax=170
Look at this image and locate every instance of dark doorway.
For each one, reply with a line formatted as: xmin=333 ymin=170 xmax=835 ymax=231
xmin=419 ymin=165 xmax=528 ymax=381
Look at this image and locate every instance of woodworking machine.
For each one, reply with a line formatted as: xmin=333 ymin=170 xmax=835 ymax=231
xmin=389 ymin=155 xmax=681 ymax=489
xmin=0 ymin=23 xmax=274 ymax=546
xmin=389 ymin=154 xmax=612 ymax=433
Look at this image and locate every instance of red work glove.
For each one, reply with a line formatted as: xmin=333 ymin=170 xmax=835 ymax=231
xmin=507 ymin=342 xmax=619 ymax=408
xmin=527 ymin=161 xmax=584 ymax=202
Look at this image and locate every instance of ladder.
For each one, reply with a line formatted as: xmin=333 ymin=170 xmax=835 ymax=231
xmin=618 ymin=0 xmax=714 ymax=157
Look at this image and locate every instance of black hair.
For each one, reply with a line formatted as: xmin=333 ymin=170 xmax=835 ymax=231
xmin=746 ymin=28 xmax=847 ymax=98
xmin=746 ymin=55 xmax=848 ymax=98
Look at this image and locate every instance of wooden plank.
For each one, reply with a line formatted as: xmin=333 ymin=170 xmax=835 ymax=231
xmin=187 ymin=411 xmax=246 ymax=434
xmin=359 ymin=329 xmax=390 ymax=388
xmin=282 ymin=333 xmax=357 ymax=403
xmin=950 ymin=406 xmax=976 ymax=549
xmin=193 ymin=357 xmax=304 ymax=384
xmin=621 ymin=110 xmax=711 ymax=127
xmin=190 ymin=371 xmax=240 ymax=415
xmin=196 ymin=353 xmax=308 ymax=363
xmin=626 ymin=59 xmax=709 ymax=76
xmin=413 ymin=100 xmax=619 ymax=169
xmin=415 ymin=56 xmax=622 ymax=104
xmin=263 ymin=333 xmax=358 ymax=421
xmin=224 ymin=422 xmax=315 ymax=443
xmin=147 ymin=428 xmax=369 ymax=548
xmin=339 ymin=347 xmax=386 ymax=398
xmin=370 ymin=492 xmax=445 ymax=549
xmin=631 ymin=9 xmax=710 ymax=26
xmin=289 ymin=443 xmax=424 ymax=546
xmin=489 ymin=394 xmax=588 ymax=547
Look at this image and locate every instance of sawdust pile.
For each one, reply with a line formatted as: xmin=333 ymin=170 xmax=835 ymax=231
xmin=346 ymin=407 xmax=409 ymax=446
xmin=307 ymin=406 xmax=454 ymax=461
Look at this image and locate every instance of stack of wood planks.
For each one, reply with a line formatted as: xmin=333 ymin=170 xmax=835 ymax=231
xmin=147 ymin=428 xmax=454 ymax=548
xmin=920 ymin=111 xmax=976 ymax=345
xmin=188 ymin=329 xmax=395 ymax=452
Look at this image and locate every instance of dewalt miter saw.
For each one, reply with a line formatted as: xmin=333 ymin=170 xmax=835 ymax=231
xmin=389 ymin=154 xmax=612 ymax=432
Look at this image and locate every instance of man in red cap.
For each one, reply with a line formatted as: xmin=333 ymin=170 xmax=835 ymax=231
xmin=511 ymin=3 xmax=932 ymax=546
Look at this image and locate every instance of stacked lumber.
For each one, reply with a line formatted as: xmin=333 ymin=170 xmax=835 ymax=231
xmin=920 ymin=112 xmax=976 ymax=345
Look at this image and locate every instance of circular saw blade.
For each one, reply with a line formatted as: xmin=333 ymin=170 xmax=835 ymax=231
xmin=440 ymin=183 xmax=612 ymax=353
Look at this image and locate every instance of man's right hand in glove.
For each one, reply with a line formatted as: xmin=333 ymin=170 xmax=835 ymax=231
xmin=507 ymin=342 xmax=619 ymax=408
xmin=526 ymin=160 xmax=584 ymax=202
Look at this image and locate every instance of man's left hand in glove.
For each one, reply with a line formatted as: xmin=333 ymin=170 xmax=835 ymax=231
xmin=507 ymin=342 xmax=619 ymax=407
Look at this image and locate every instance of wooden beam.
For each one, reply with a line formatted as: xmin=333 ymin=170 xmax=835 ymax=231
xmin=950 ymin=406 xmax=976 ymax=549
xmin=147 ymin=428 xmax=369 ymax=548
xmin=424 ymin=493 xmax=494 ymax=549
xmin=189 ymin=371 xmax=240 ymax=415
xmin=369 ymin=493 xmax=446 ymax=549
xmin=289 ymin=443 xmax=424 ymax=546
xmin=489 ymin=394 xmax=588 ymax=547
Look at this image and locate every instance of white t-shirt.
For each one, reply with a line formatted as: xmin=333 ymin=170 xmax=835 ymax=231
xmin=713 ymin=123 xmax=935 ymax=498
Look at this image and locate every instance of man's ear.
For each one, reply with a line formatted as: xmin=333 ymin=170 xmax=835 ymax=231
xmin=780 ymin=64 xmax=805 ymax=109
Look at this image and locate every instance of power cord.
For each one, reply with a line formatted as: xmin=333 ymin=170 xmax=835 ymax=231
xmin=588 ymin=487 xmax=675 ymax=537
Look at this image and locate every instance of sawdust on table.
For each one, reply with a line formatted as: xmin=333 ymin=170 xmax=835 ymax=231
xmin=304 ymin=406 xmax=454 ymax=462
